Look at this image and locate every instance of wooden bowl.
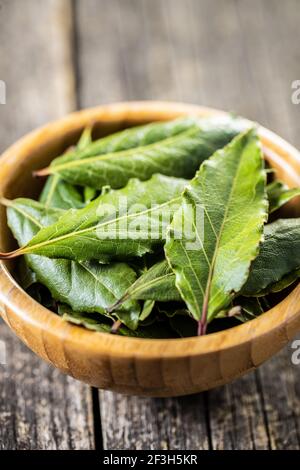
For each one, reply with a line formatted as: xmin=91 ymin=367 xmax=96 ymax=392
xmin=1 ymin=101 xmax=300 ymax=397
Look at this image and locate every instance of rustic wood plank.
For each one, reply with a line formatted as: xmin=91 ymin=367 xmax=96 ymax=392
xmin=74 ymin=0 xmax=127 ymax=106
xmin=0 ymin=0 xmax=95 ymax=449
xmin=207 ymin=372 xmax=271 ymax=450
xmin=256 ymin=351 xmax=300 ymax=450
xmin=0 ymin=0 xmax=76 ymax=153
xmin=0 ymin=327 xmax=94 ymax=450
xmin=99 ymin=392 xmax=210 ymax=450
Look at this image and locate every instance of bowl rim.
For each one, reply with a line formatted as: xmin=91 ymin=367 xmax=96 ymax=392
xmin=1 ymin=100 xmax=300 ymax=360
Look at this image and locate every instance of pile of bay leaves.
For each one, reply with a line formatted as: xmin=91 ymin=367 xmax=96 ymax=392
xmin=1 ymin=116 xmax=300 ymax=337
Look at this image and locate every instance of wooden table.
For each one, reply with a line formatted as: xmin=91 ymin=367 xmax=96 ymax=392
xmin=1 ymin=0 xmax=300 ymax=450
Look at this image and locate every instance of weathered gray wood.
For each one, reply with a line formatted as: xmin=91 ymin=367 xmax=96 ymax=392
xmin=208 ymin=372 xmax=271 ymax=450
xmin=0 ymin=0 xmax=76 ymax=153
xmin=75 ymin=0 xmax=300 ymax=450
xmin=0 ymin=0 xmax=95 ymax=449
xmin=0 ymin=326 xmax=95 ymax=449
xmin=99 ymin=392 xmax=210 ymax=450
xmin=256 ymin=349 xmax=300 ymax=450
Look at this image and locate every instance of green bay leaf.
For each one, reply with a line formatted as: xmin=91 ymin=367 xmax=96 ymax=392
xmin=4 ymin=198 xmax=141 ymax=330
xmin=108 ymin=259 xmax=182 ymax=313
xmin=39 ymin=126 xmax=94 ymax=210
xmin=165 ymin=129 xmax=268 ymax=333
xmin=259 ymin=268 xmax=300 ymax=295
xmin=39 ymin=116 xmax=246 ymax=189
xmin=242 ymin=218 xmax=300 ymax=296
xmin=53 ymin=117 xmax=199 ymax=165
xmin=122 ymin=216 xmax=300 ymax=305
xmin=39 ymin=174 xmax=84 ymax=209
xmin=5 ymin=175 xmax=187 ymax=262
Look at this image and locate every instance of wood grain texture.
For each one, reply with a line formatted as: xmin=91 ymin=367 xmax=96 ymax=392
xmin=99 ymin=391 xmax=210 ymax=450
xmin=208 ymin=372 xmax=271 ymax=450
xmin=0 ymin=0 xmax=76 ymax=153
xmin=74 ymin=0 xmax=300 ymax=450
xmin=0 ymin=0 xmax=94 ymax=450
xmin=0 ymin=326 xmax=94 ymax=450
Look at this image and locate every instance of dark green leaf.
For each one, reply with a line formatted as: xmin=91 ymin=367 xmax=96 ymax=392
xmin=109 ymin=260 xmax=182 ymax=312
xmin=242 ymin=218 xmax=300 ymax=296
xmin=259 ymin=268 xmax=300 ymax=294
xmin=59 ymin=304 xmax=174 ymax=338
xmin=39 ymin=127 xmax=93 ymax=209
xmin=17 ymin=257 xmax=37 ymax=289
xmin=267 ymin=180 xmax=300 ymax=214
xmin=53 ymin=117 xmax=199 ymax=165
xmin=39 ymin=174 xmax=84 ymax=209
xmin=169 ymin=315 xmax=198 ymax=337
xmin=231 ymin=297 xmax=265 ymax=323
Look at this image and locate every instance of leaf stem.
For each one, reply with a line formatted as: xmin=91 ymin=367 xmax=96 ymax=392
xmin=0 ymin=197 xmax=13 ymax=207
xmin=106 ymin=291 xmax=130 ymax=314
xmin=198 ymin=291 xmax=209 ymax=336
xmin=32 ymin=167 xmax=52 ymax=177
xmin=197 ymin=319 xmax=207 ymax=336
xmin=0 ymin=247 xmax=24 ymax=259
xmin=111 ymin=319 xmax=122 ymax=334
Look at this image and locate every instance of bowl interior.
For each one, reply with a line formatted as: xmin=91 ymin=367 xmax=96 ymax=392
xmin=1 ymin=102 xmax=300 ymax=335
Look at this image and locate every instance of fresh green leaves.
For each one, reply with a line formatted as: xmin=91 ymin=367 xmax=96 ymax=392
xmin=58 ymin=304 xmax=174 ymax=338
xmin=242 ymin=218 xmax=300 ymax=295
xmin=39 ymin=175 xmax=84 ymax=209
xmin=5 ymin=175 xmax=187 ymax=262
xmin=165 ymin=129 xmax=268 ymax=333
xmin=4 ymin=197 xmax=141 ymax=330
xmin=37 ymin=116 xmax=246 ymax=189
xmin=52 ymin=117 xmax=199 ymax=165
xmin=39 ymin=127 xmax=93 ymax=210
xmin=2 ymin=116 xmax=300 ymax=338
xmin=110 ymin=215 xmax=300 ymax=310
xmin=108 ymin=260 xmax=182 ymax=312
